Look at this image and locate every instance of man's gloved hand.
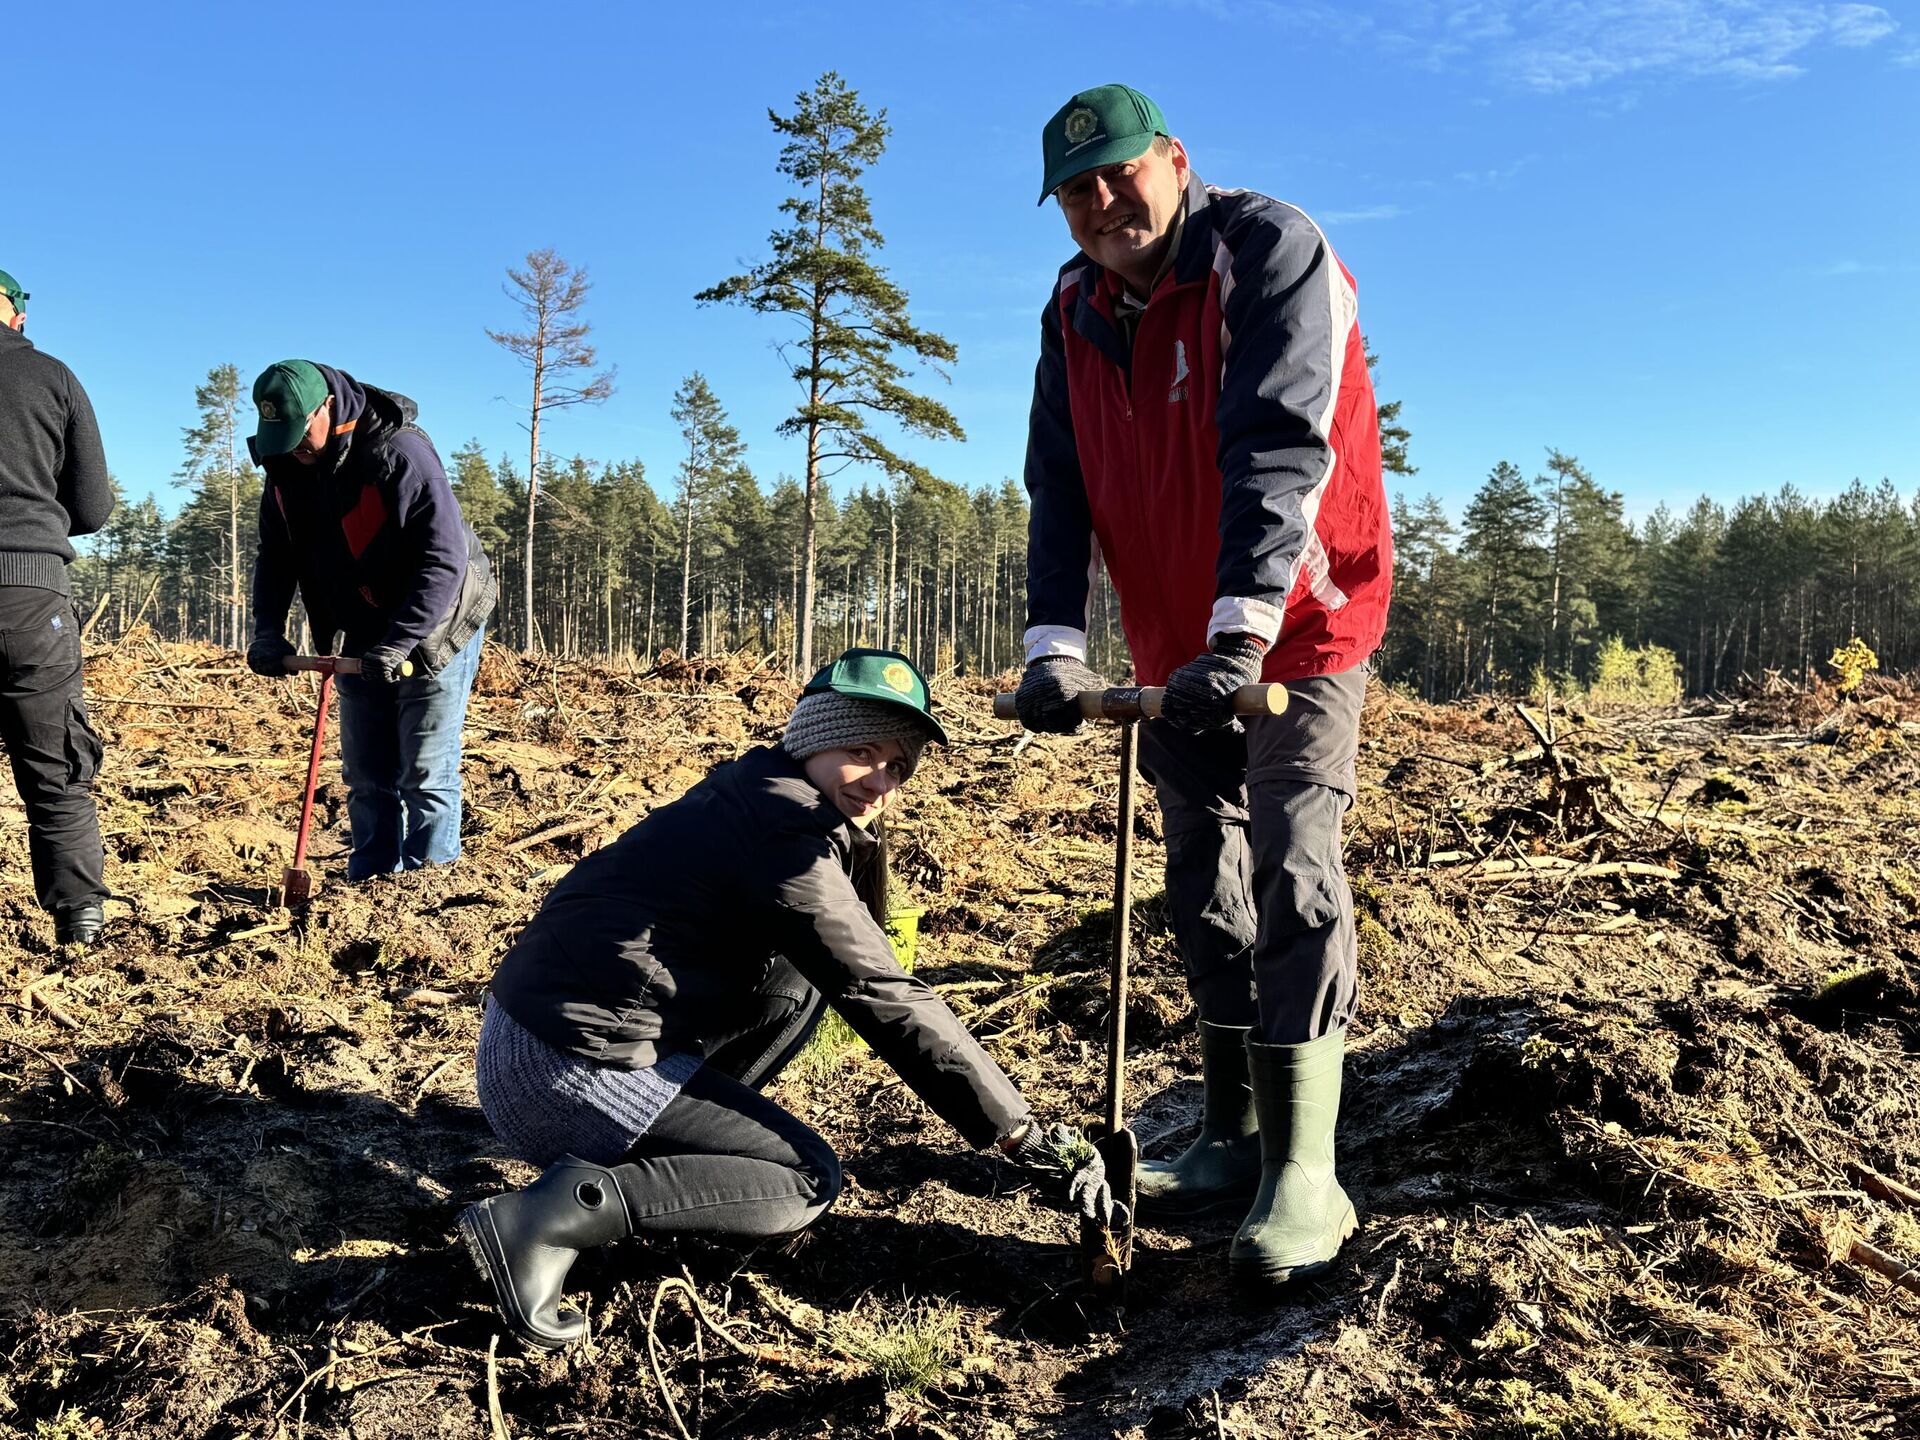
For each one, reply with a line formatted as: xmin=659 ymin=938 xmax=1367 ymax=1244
xmin=1014 ymin=655 xmax=1105 ymax=734
xmin=361 ymin=644 xmax=413 ymax=685
xmin=1007 ymin=1120 xmax=1116 ymax=1225
xmin=247 ymin=633 xmax=296 ymax=678
xmin=1159 ymin=633 xmax=1268 ymax=733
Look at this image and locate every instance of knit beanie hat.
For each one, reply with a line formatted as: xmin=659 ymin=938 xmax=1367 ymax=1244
xmin=782 ymin=692 xmax=933 ymax=779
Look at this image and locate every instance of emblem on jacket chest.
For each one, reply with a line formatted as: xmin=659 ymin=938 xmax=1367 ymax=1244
xmin=1168 ymin=339 xmax=1190 ymax=404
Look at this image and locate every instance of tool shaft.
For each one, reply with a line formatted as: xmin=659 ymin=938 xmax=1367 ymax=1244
xmin=1109 ymin=720 xmax=1136 ymax=1135
xmin=290 ymin=670 xmax=333 ymax=878
xmin=992 ymin=682 xmax=1286 ymax=724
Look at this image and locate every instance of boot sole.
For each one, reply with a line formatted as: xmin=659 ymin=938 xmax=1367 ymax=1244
xmin=456 ymin=1203 xmax=574 ymax=1351
xmin=1228 ymin=1200 xmax=1358 ymax=1290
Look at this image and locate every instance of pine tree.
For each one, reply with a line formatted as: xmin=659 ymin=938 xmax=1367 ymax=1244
xmin=1366 ymin=343 xmax=1415 ymax=477
xmin=487 ymin=249 xmax=616 ymax=653
xmin=698 ymin=71 xmax=963 ymax=674
xmin=176 ymin=363 xmax=259 ymax=649
xmin=670 ymin=374 xmax=750 ymax=656
xmin=1462 ymin=460 xmax=1547 ymax=689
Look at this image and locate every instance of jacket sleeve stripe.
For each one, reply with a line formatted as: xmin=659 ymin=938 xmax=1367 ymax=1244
xmin=1212 ymin=198 xmax=1357 ymax=614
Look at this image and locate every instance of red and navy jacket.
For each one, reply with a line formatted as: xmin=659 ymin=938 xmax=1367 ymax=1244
xmin=251 ymin=366 xmax=494 ymax=673
xmin=1023 ymin=173 xmax=1392 ymax=685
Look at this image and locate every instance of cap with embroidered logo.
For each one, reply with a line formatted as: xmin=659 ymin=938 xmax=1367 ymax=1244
xmin=0 ymin=269 xmax=27 ymax=313
xmin=1038 ymin=84 xmax=1168 ymax=205
xmin=251 ymin=360 xmax=330 ymax=458
xmin=801 ymin=647 xmax=948 ymax=746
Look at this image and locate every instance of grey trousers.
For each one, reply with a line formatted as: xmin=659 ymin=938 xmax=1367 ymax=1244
xmin=1137 ymin=666 xmax=1367 ymax=1044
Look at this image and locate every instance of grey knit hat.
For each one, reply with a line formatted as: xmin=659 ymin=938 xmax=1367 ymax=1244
xmin=782 ymin=692 xmax=934 ymax=779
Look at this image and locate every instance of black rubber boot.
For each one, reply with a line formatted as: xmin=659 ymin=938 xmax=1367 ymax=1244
xmin=55 ymin=901 xmax=105 ymax=947
xmin=457 ymin=1156 xmax=634 ymax=1349
xmin=1229 ymin=1029 xmax=1356 ymax=1289
xmin=1135 ymin=1021 xmax=1260 ymax=1217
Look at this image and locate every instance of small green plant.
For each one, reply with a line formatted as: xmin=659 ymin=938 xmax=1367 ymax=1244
xmin=1587 ymin=638 xmax=1683 ymax=707
xmin=1519 ymin=1035 xmax=1572 ymax=1071
xmin=1828 ymin=636 xmax=1879 ymax=694
xmin=1479 ymin=1372 xmax=1694 ymax=1439
xmin=62 ymin=1144 xmax=137 ymax=1216
xmin=787 ymin=1008 xmax=862 ymax=1087
xmin=828 ymin=1299 xmax=970 ymax=1396
xmin=1815 ymin=965 xmax=1886 ymax=1007
xmin=37 ymin=1409 xmax=101 ymax=1440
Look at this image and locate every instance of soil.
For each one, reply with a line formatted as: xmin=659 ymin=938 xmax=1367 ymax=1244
xmin=2 ymin=635 xmax=1916 ymax=1438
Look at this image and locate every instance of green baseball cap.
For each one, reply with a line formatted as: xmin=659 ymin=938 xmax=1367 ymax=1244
xmin=803 ymin=647 xmax=949 ymax=746
xmin=1038 ymin=84 xmax=1168 ymax=204
xmin=0 ymin=269 xmax=28 ymax=313
xmin=251 ymin=360 xmax=330 ymax=457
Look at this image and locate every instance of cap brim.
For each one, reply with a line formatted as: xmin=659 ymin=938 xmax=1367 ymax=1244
xmin=251 ymin=419 xmax=307 ymax=457
xmin=1038 ymin=131 xmax=1155 ymax=205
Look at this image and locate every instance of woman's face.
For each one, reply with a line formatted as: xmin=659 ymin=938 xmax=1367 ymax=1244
xmin=803 ymin=740 xmax=912 ymax=827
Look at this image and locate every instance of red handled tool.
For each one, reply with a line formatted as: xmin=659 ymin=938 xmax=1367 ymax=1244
xmin=279 ymin=653 xmax=412 ymax=908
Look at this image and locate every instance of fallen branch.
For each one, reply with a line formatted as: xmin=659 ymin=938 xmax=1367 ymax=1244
xmin=506 ymin=811 xmax=615 ymax=853
xmin=1448 ymin=856 xmax=1681 ymax=883
xmin=1847 ymin=1162 xmax=1920 ymax=1210
xmin=25 ymin=980 xmax=81 ymax=1030
xmin=1847 ymin=1238 xmax=1920 ymax=1297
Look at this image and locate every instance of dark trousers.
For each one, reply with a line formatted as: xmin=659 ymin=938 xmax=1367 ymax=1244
xmin=0 ymin=587 xmax=106 ymax=914
xmin=1138 ymin=666 xmax=1367 ymax=1044
xmin=611 ymin=961 xmax=844 ymax=1239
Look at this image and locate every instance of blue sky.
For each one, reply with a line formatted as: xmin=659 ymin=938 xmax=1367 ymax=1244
xmin=9 ymin=0 xmax=1915 ymax=524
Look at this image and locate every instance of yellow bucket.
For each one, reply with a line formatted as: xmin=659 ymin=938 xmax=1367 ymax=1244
xmin=884 ymin=907 xmax=925 ymax=971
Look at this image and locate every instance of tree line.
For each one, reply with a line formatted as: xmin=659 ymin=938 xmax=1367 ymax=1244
xmin=1386 ymin=459 xmax=1917 ymax=697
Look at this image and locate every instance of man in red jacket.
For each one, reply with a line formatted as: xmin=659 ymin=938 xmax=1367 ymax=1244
xmin=1015 ymin=85 xmax=1393 ymax=1289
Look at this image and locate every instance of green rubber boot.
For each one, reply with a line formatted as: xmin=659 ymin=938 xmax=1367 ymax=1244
xmin=1135 ymin=1022 xmax=1260 ymax=1217
xmin=1229 ymin=1029 xmax=1356 ymax=1288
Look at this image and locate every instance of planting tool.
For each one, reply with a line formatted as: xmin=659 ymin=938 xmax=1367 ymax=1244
xmin=279 ymin=651 xmax=413 ymax=908
xmin=992 ymin=681 xmax=1286 ymax=1295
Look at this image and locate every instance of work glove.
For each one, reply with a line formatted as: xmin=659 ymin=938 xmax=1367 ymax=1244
xmin=1014 ymin=655 xmax=1105 ymax=735
xmin=361 ymin=644 xmax=413 ymax=685
xmin=1159 ymin=633 xmax=1268 ymax=734
xmin=1008 ymin=1120 xmax=1118 ymax=1227
xmin=247 ymin=632 xmax=297 ymax=678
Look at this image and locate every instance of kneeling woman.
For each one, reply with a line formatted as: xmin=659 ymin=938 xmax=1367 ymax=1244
xmin=459 ymin=648 xmax=1104 ymax=1349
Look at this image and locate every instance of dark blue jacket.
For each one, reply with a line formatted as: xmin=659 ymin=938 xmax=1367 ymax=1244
xmin=250 ymin=366 xmax=493 ymax=670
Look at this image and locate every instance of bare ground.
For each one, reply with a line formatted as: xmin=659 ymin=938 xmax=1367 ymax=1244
xmin=1 ymin=636 xmax=1916 ymax=1438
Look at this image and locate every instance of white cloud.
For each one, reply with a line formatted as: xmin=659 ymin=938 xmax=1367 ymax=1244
xmin=1321 ymin=203 xmax=1406 ymax=224
xmin=1145 ymin=1 xmax=1902 ymax=93
xmin=1475 ymin=2 xmax=1900 ymax=93
xmin=1451 ymin=155 xmax=1538 ymax=188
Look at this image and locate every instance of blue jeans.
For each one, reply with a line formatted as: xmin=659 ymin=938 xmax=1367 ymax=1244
xmin=336 ymin=630 xmax=484 ymax=880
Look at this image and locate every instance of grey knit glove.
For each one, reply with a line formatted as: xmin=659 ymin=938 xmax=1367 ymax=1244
xmin=360 ymin=644 xmax=413 ymax=685
xmin=1009 ymin=1121 xmax=1116 ymax=1225
xmin=247 ymin=633 xmax=296 ymax=678
xmin=1159 ymin=634 xmax=1267 ymax=733
xmin=1014 ymin=655 xmax=1104 ymax=734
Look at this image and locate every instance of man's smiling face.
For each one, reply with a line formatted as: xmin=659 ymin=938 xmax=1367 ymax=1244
xmin=1056 ymin=136 xmax=1190 ymax=293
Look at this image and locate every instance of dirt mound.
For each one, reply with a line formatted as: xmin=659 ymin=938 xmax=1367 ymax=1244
xmin=1 ymin=649 xmax=1915 ymax=1437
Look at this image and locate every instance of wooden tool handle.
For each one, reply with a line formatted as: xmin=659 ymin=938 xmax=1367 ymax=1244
xmin=992 ymin=682 xmax=1287 ymax=725
xmin=284 ymin=655 xmax=415 ymax=678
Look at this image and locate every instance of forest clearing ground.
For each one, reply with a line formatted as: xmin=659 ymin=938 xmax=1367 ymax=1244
xmin=1 ymin=635 xmax=1916 ymax=1438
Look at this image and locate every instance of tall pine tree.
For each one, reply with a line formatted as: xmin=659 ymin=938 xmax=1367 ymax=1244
xmin=698 ymin=71 xmax=963 ymax=674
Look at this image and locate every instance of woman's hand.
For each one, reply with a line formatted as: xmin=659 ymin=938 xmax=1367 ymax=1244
xmin=1004 ymin=1120 xmax=1118 ymax=1226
